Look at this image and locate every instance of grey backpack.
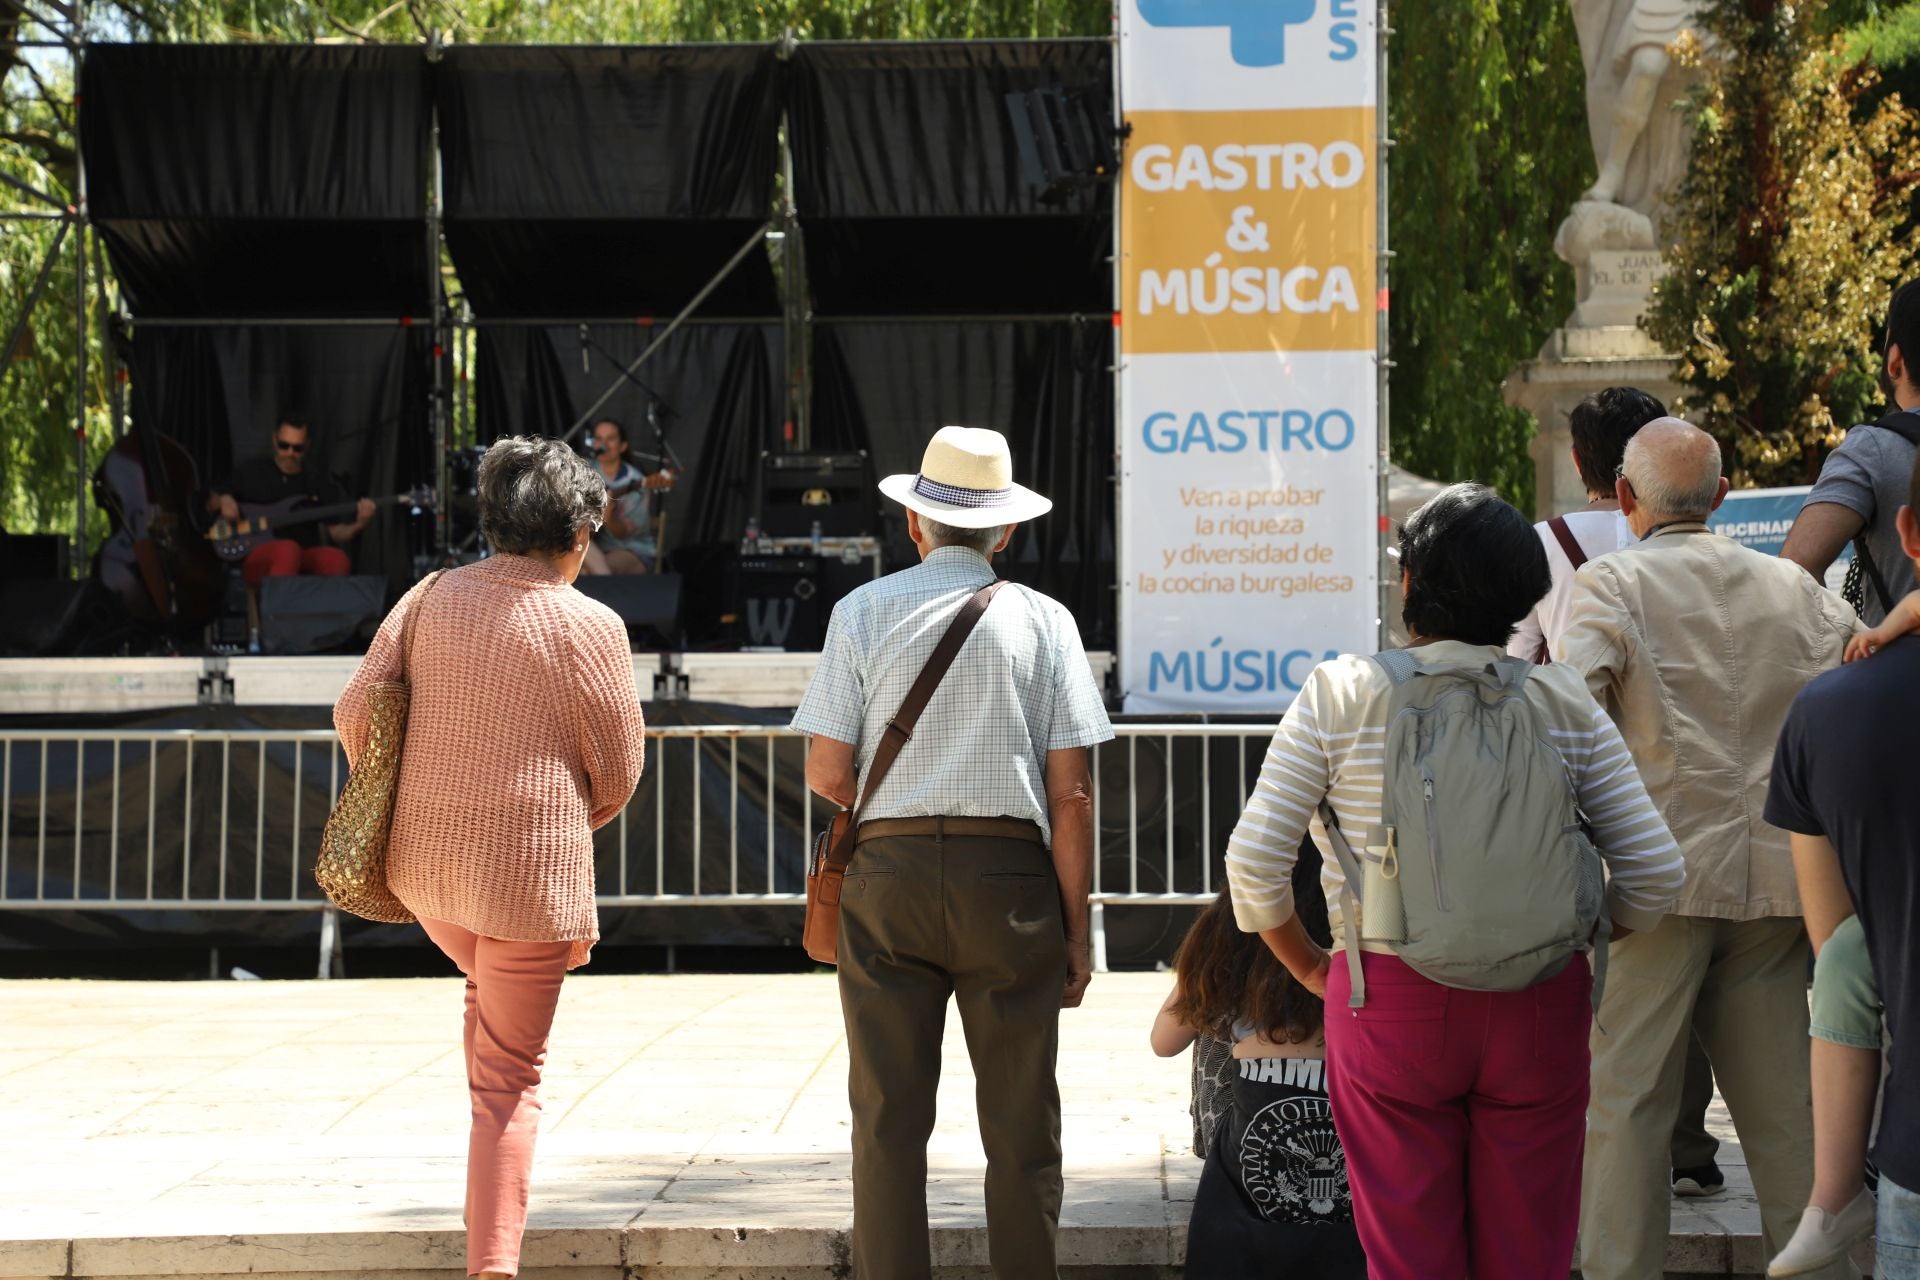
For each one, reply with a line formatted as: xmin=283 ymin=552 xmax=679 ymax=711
xmin=1319 ymin=649 xmax=1608 ymax=1009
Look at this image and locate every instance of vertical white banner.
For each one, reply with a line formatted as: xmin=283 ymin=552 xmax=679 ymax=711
xmin=1117 ymin=0 xmax=1380 ymax=714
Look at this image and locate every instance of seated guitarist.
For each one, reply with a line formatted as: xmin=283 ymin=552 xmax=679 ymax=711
xmin=207 ymin=418 xmax=375 ymax=587
xmin=581 ymin=417 xmax=673 ymax=575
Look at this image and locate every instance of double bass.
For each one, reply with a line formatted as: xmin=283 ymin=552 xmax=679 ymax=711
xmin=93 ymin=425 xmax=224 ymax=628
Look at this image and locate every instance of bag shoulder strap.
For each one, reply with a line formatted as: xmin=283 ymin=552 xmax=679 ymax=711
xmin=1547 ymin=515 xmax=1590 ymax=570
xmin=396 ymin=569 xmax=446 ymax=684
xmin=828 ymin=579 xmax=1007 ymax=868
xmin=1317 ymin=800 xmax=1371 ymax=1010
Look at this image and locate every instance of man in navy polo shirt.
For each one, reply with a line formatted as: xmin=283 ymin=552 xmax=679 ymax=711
xmin=1767 ymin=449 xmax=1920 ymax=1279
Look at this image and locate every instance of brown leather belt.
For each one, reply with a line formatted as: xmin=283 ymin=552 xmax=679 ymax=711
xmin=856 ymin=816 xmax=1045 ymax=846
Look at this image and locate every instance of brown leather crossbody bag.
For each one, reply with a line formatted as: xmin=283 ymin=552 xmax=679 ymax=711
xmin=802 ymin=580 xmax=1006 ymax=964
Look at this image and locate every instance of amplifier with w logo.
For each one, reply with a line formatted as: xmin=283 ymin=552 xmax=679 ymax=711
xmin=731 ymin=537 xmax=883 ymax=650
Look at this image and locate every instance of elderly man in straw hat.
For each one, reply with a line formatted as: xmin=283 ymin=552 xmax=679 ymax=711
xmin=793 ymin=426 xmax=1114 ymax=1279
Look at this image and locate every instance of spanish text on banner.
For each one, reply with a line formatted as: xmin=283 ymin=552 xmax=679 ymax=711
xmin=1117 ymin=0 xmax=1380 ymax=714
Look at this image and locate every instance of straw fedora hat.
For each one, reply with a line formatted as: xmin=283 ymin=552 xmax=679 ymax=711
xmin=878 ymin=426 xmax=1053 ymax=529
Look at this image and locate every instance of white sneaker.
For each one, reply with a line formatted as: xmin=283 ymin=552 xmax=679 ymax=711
xmin=1766 ymin=1190 xmax=1876 ymax=1277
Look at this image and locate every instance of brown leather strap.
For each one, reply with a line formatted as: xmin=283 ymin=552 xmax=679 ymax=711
xmin=826 ymin=579 xmax=1007 ymax=871
xmin=1546 ymin=515 xmax=1589 ymax=570
xmin=396 ymin=570 xmax=446 ymax=683
xmin=856 ymin=816 xmax=1044 ymax=846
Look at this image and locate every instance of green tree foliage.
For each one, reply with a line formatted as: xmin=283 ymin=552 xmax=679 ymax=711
xmin=1645 ymin=0 xmax=1920 ymax=486
xmin=3 ymin=0 xmax=1596 ymax=546
xmin=1386 ymin=0 xmax=1592 ymax=512
xmin=0 ymin=28 xmax=108 ymax=550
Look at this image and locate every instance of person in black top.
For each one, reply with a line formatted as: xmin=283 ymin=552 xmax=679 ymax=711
xmin=1150 ymin=853 xmax=1365 ymax=1279
xmin=207 ymin=418 xmax=374 ymax=587
xmin=1767 ymin=451 xmax=1920 ymax=1279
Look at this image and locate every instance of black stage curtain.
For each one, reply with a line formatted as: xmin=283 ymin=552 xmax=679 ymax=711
xmin=81 ymin=44 xmax=431 ymax=317
xmin=438 ymin=46 xmax=784 ymax=317
xmin=811 ymin=319 xmax=1114 ymax=645
xmin=474 ymin=321 xmax=783 ymax=556
xmin=789 ymin=41 xmax=1112 ymax=314
xmin=128 ymin=325 xmax=438 ymax=596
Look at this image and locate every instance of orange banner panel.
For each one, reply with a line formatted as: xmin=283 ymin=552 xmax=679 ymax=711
xmin=1121 ymin=108 xmax=1377 ymax=355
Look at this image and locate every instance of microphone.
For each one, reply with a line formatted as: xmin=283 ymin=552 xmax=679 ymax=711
xmin=579 ymin=324 xmax=590 ymax=374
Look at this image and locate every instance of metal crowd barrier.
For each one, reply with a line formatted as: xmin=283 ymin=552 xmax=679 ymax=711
xmin=0 ymin=724 xmax=1280 ymax=975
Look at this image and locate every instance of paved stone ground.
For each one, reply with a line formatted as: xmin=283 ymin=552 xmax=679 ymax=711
xmin=0 ymin=973 xmax=1783 ymax=1276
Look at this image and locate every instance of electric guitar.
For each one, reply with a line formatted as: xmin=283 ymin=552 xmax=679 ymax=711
xmin=605 ymin=468 xmax=677 ymax=500
xmin=204 ymin=488 xmax=437 ymax=562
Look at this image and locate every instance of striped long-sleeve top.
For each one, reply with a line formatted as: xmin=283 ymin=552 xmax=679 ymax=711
xmin=1225 ymin=641 xmax=1685 ymax=945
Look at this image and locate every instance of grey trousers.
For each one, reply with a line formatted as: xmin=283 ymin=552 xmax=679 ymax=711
xmin=837 ymin=829 xmax=1067 ymax=1280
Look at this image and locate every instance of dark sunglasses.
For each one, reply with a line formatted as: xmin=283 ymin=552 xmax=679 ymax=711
xmin=275 ymin=439 xmax=307 ymax=454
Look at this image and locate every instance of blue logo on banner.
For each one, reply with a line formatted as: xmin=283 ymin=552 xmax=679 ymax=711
xmin=1137 ymin=0 xmax=1318 ymax=67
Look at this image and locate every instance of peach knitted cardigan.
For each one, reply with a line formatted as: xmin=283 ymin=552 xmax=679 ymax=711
xmin=334 ymin=555 xmax=646 ymax=968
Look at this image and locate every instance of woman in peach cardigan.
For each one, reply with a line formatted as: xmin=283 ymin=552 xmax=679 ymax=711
xmin=335 ymin=436 xmax=645 ymax=1279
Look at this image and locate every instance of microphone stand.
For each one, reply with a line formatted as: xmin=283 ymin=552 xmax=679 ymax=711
xmin=579 ymin=330 xmax=688 ymax=476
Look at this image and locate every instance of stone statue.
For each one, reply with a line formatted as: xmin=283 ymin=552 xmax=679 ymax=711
xmin=1555 ymin=0 xmax=1705 ymax=326
xmin=1508 ymin=1 xmax=1704 ymax=511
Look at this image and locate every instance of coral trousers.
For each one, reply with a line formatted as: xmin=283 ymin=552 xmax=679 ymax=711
xmin=418 ymin=917 xmax=572 ymax=1277
xmin=1325 ymin=951 xmax=1593 ymax=1280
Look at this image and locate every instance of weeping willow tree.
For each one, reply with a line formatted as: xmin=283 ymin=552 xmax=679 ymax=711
xmin=92 ymin=0 xmax=1109 ymax=42
xmin=1645 ymin=0 xmax=1920 ymax=486
xmin=1385 ymin=0 xmax=1593 ymax=512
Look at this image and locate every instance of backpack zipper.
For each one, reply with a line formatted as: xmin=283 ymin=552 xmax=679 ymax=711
xmin=1421 ymin=766 xmax=1449 ymax=910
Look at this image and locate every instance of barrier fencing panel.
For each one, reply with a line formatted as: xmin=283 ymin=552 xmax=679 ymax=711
xmin=0 ymin=724 xmax=1279 ymax=972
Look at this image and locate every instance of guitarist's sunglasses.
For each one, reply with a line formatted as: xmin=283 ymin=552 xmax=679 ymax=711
xmin=274 ymin=439 xmax=306 ymax=454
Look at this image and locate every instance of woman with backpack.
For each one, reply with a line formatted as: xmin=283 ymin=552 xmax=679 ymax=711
xmin=1223 ymin=484 xmax=1687 ymax=1280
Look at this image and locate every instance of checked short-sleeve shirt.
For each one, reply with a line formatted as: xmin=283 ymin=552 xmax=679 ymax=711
xmin=791 ymin=545 xmax=1113 ymax=842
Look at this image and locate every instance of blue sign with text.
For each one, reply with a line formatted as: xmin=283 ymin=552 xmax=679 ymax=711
xmin=1136 ymin=0 xmax=1317 ymax=67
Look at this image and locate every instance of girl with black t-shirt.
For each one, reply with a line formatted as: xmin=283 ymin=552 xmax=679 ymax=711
xmin=1150 ymin=852 xmax=1365 ymax=1279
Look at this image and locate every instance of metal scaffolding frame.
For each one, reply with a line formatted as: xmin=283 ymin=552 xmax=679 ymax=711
xmin=5 ymin=25 xmax=1129 ymax=584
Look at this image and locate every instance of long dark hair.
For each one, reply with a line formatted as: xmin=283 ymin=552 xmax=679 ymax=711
xmin=1168 ymin=839 xmax=1331 ymax=1044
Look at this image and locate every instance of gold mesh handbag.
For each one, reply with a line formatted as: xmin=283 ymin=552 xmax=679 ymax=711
xmin=314 ymin=570 xmax=444 ymax=923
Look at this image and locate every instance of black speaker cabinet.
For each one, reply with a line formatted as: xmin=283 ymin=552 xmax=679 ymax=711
xmin=0 ymin=579 xmax=98 ymax=656
xmin=0 ymin=533 xmax=68 ymax=580
xmin=574 ymin=574 xmax=684 ymax=648
xmin=731 ymin=551 xmax=880 ymax=650
xmin=760 ymin=451 xmax=876 ymax=538
xmin=258 ymin=575 xmax=387 ymax=655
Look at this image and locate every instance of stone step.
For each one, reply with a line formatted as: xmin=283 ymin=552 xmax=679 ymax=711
xmin=0 ymin=1224 xmax=1798 ymax=1280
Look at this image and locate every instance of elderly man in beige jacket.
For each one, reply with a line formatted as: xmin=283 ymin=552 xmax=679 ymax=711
xmin=1557 ymin=419 xmax=1860 ymax=1280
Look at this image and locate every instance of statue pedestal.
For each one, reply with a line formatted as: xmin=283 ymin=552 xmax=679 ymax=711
xmin=1503 ymin=325 xmax=1681 ymax=519
xmin=1571 ymin=249 xmax=1670 ymax=327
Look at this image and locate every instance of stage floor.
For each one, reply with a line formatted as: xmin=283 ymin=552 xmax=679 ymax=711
xmin=0 ymin=973 xmax=1785 ymax=1277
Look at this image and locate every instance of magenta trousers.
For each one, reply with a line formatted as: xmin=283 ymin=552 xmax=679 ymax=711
xmin=419 ymin=917 xmax=572 ymax=1277
xmin=1324 ymin=951 xmax=1593 ymax=1280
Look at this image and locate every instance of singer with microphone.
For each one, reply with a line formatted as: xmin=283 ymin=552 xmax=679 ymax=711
xmin=582 ymin=417 xmax=673 ymax=576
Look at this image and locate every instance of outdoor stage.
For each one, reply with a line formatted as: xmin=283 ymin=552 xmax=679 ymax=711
xmin=0 ymin=973 xmax=1789 ymax=1279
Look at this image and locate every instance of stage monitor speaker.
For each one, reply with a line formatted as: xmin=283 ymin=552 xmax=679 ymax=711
xmin=574 ymin=574 xmax=683 ymax=648
xmin=0 ymin=579 xmax=99 ymax=656
xmin=259 ymin=575 xmax=386 ymax=655
xmin=761 ymin=451 xmax=877 ymax=538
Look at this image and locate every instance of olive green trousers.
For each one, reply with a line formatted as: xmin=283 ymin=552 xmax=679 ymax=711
xmin=837 ymin=829 xmax=1067 ymax=1280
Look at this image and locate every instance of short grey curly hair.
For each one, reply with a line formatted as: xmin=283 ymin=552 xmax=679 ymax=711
xmin=476 ymin=436 xmax=607 ymax=557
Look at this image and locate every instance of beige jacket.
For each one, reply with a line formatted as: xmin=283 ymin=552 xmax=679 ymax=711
xmin=1555 ymin=523 xmax=1857 ymax=921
